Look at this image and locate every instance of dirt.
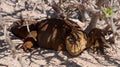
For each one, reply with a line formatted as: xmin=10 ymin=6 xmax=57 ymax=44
xmin=0 ymin=0 xmax=120 ymax=67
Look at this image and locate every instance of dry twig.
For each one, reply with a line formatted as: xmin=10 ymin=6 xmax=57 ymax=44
xmin=5 ymin=30 xmax=16 ymax=58
xmin=17 ymin=56 xmax=27 ymax=67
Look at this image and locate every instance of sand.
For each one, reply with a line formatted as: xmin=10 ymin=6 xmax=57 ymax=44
xmin=0 ymin=0 xmax=120 ymax=67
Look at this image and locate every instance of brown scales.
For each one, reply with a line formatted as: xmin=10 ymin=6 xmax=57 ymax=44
xmin=87 ymin=28 xmax=109 ymax=55
xmin=10 ymin=20 xmax=37 ymax=39
xmin=22 ymin=31 xmax=38 ymax=52
xmin=10 ymin=18 xmax=109 ymax=56
xmin=66 ymin=29 xmax=87 ymax=56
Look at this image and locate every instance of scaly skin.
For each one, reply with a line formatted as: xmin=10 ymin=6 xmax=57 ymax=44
xmin=87 ymin=28 xmax=109 ymax=55
xmin=10 ymin=20 xmax=37 ymax=39
xmin=10 ymin=19 xmax=109 ymax=56
xmin=22 ymin=31 xmax=38 ymax=52
xmin=66 ymin=29 xmax=87 ymax=56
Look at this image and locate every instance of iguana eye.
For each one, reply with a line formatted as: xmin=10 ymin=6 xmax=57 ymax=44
xmin=69 ymin=38 xmax=73 ymax=42
xmin=67 ymin=36 xmax=74 ymax=44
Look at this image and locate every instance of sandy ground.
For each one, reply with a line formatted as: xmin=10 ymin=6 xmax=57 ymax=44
xmin=0 ymin=0 xmax=120 ymax=67
xmin=0 ymin=34 xmax=120 ymax=67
